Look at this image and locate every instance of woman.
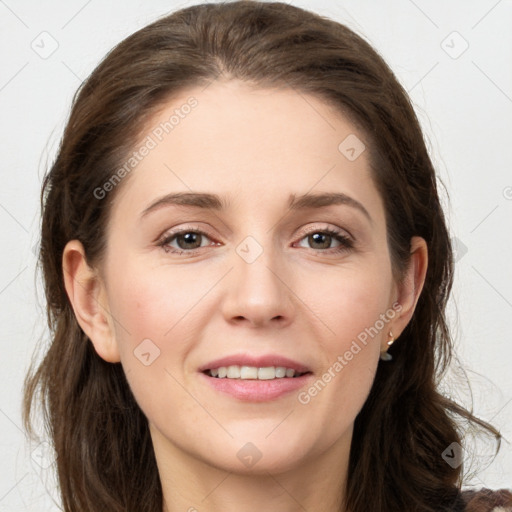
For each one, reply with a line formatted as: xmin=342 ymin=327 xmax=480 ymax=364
xmin=23 ymin=1 xmax=512 ymax=511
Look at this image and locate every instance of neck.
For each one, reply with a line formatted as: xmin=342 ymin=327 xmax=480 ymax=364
xmin=153 ymin=425 xmax=352 ymax=512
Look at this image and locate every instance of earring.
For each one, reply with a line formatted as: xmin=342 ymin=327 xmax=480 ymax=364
xmin=380 ymin=331 xmax=395 ymax=361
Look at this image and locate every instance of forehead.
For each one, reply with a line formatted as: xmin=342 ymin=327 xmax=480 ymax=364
xmin=109 ymin=80 xmax=383 ymax=225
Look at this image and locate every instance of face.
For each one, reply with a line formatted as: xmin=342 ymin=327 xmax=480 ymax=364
xmin=96 ymin=80 xmax=403 ymax=475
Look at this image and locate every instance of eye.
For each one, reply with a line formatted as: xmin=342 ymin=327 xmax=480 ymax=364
xmin=156 ymin=225 xmax=354 ymax=255
xmin=294 ymin=227 xmax=353 ymax=254
xmin=157 ymin=228 xmax=217 ymax=254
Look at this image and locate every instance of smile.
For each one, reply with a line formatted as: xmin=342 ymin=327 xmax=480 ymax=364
xmin=205 ymin=365 xmax=309 ymax=379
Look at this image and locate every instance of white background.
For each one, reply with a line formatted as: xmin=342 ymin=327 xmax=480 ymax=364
xmin=0 ymin=0 xmax=511 ymax=509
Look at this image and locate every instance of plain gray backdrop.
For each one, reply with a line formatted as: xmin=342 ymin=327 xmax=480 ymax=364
xmin=0 ymin=0 xmax=511 ymax=510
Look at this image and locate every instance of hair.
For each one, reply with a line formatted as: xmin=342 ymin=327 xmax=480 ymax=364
xmin=23 ymin=1 xmax=501 ymax=511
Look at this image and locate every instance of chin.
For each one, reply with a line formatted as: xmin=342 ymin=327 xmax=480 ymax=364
xmin=198 ymin=432 xmax=315 ymax=476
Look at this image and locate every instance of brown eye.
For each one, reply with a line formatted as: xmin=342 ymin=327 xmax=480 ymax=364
xmin=296 ymin=228 xmax=353 ymax=253
xmin=158 ymin=229 xmax=215 ymax=254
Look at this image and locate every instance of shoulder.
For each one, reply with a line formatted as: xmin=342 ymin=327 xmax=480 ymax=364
xmin=460 ymin=488 xmax=512 ymax=512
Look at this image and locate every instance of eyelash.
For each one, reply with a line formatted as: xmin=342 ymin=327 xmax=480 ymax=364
xmin=156 ymin=225 xmax=354 ymax=256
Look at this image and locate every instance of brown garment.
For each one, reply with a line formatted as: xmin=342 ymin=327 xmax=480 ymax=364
xmin=461 ymin=488 xmax=512 ymax=512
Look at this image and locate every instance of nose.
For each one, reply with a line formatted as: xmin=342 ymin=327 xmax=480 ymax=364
xmin=220 ymin=237 xmax=295 ymax=329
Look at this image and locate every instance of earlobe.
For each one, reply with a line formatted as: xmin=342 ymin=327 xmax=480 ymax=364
xmin=390 ymin=236 xmax=429 ymax=340
xmin=62 ymin=240 xmax=121 ymax=363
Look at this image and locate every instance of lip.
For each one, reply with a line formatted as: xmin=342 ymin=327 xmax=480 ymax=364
xmin=199 ymin=371 xmax=314 ymax=402
xmin=198 ymin=354 xmax=311 ymax=373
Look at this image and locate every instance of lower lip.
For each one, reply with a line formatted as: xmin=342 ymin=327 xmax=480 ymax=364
xmin=199 ymin=372 xmax=314 ymax=402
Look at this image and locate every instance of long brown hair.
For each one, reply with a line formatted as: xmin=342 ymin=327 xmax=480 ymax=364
xmin=23 ymin=2 xmax=501 ymax=511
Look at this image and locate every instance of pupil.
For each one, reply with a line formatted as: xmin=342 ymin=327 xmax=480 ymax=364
xmin=311 ymin=233 xmax=330 ymax=249
xmin=179 ymin=232 xmax=200 ymax=249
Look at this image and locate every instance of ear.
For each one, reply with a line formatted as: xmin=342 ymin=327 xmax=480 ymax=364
xmin=385 ymin=236 xmax=428 ymax=346
xmin=62 ymin=239 xmax=120 ymax=363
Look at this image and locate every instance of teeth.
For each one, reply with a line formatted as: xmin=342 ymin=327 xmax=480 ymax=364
xmin=227 ymin=365 xmax=240 ymax=378
xmin=258 ymin=367 xmax=278 ymax=380
xmin=240 ymin=366 xmax=258 ymax=379
xmin=275 ymin=367 xmax=286 ymax=378
xmin=206 ymin=365 xmax=306 ymax=379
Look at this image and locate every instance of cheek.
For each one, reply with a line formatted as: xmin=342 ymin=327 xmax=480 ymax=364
xmin=107 ymin=254 xmax=207 ymax=346
xmin=103 ymin=259 xmax=200 ymax=406
xmin=307 ymin=260 xmax=393 ymax=343
xmin=296 ymin=261 xmax=392 ymax=409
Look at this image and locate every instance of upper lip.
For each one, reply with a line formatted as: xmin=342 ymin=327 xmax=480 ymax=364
xmin=198 ymin=354 xmax=312 ymax=373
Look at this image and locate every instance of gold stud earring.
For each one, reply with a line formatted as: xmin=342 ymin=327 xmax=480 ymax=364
xmin=380 ymin=331 xmax=395 ymax=361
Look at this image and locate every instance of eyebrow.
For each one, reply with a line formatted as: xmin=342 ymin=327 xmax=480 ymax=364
xmin=140 ymin=191 xmax=372 ymax=223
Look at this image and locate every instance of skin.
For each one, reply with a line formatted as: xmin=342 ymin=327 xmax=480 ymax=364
xmin=63 ymin=80 xmax=428 ymax=512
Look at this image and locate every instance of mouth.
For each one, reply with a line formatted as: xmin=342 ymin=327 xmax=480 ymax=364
xmin=199 ymin=366 xmax=314 ymax=402
xmin=203 ymin=365 xmax=312 ymax=380
xmin=197 ymin=354 xmax=313 ymax=401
